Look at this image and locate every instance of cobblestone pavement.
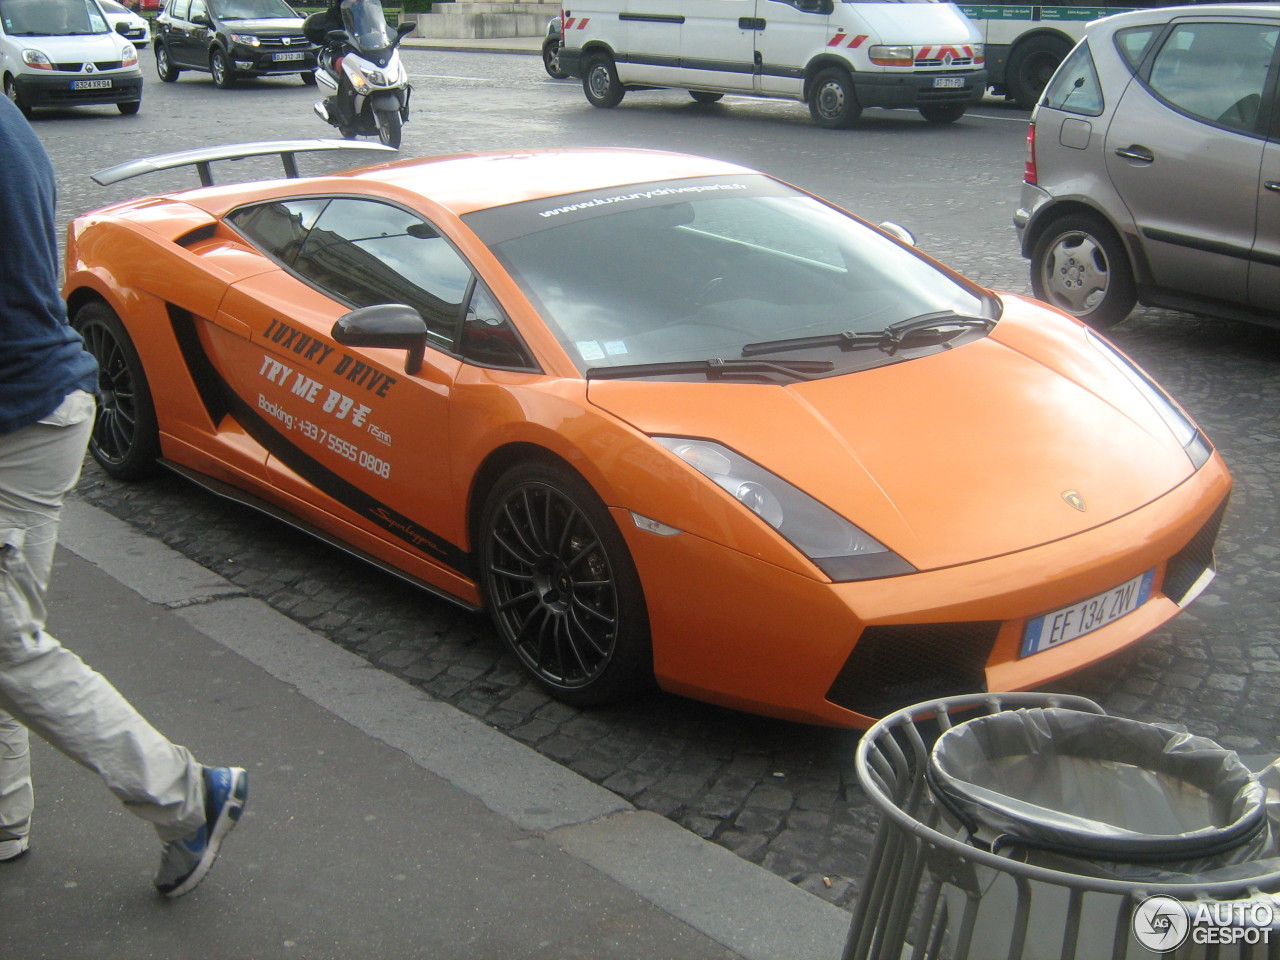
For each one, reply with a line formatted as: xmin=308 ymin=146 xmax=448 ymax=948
xmin=74 ymin=304 xmax=1279 ymax=910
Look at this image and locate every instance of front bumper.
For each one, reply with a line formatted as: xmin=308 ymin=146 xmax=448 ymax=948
xmin=230 ymin=47 xmax=317 ymax=75
xmin=851 ymin=68 xmax=988 ymax=109
xmin=621 ymin=451 xmax=1230 ymax=727
xmin=15 ymin=69 xmax=143 ymax=109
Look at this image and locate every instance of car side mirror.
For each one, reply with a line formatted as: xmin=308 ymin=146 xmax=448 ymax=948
xmin=796 ymin=0 xmax=833 ymax=13
xmin=877 ymin=221 xmax=916 ymax=247
xmin=192 ymin=12 xmax=211 ymax=25
xmin=326 ymin=27 xmax=350 ymax=43
xmin=332 ymin=304 xmax=428 ymax=375
xmin=115 ymin=21 xmax=131 ymax=35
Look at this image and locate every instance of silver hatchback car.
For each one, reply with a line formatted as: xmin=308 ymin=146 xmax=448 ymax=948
xmin=1016 ymin=4 xmax=1280 ymax=329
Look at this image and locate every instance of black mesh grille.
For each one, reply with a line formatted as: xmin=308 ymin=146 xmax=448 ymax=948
xmin=1163 ymin=497 xmax=1228 ymax=605
xmin=825 ymin=621 xmax=1000 ymax=719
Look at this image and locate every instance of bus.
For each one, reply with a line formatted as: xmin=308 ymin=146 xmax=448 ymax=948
xmin=959 ymin=0 xmax=1175 ymax=107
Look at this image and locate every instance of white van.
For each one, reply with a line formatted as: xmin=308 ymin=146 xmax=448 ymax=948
xmin=1 ymin=0 xmax=144 ymax=117
xmin=557 ymin=0 xmax=986 ymax=126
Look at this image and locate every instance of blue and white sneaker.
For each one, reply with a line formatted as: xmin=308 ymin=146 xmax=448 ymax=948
xmin=154 ymin=766 xmax=248 ymax=898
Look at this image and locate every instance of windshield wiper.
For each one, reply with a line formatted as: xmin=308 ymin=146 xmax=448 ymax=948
xmin=585 ymin=357 xmax=835 ymax=382
xmin=742 ymin=312 xmax=994 ymax=359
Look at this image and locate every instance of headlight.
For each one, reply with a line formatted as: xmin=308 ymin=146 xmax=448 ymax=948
xmin=655 ymin=437 xmax=915 ymax=582
xmin=121 ymin=45 xmax=138 ymax=66
xmin=230 ymin=33 xmax=260 ymax=46
xmin=869 ymin=44 xmax=914 ymax=66
xmin=21 ymin=49 xmax=54 ymax=69
xmin=1088 ymin=331 xmax=1211 ymax=469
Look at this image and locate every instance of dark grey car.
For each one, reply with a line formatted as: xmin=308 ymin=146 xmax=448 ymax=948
xmin=1015 ymin=4 xmax=1280 ymax=329
xmin=153 ymin=0 xmax=316 ymax=88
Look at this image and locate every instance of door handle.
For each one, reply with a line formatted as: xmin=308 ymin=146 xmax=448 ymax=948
xmin=1114 ymin=145 xmax=1155 ymax=163
xmin=738 ymin=17 xmax=765 ymax=29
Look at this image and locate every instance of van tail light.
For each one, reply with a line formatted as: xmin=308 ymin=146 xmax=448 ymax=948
xmin=1024 ymin=122 xmax=1038 ymax=185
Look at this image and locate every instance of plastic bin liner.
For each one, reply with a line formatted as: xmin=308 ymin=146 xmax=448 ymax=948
xmin=928 ymin=708 xmax=1274 ymax=880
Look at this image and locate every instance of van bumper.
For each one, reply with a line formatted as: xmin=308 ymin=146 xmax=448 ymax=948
xmin=16 ymin=70 xmax=144 ymax=110
xmin=851 ymin=69 xmax=987 ymax=109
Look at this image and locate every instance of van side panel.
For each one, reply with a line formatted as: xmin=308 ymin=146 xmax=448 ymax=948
xmin=756 ymin=0 xmax=831 ymax=97
xmin=679 ymin=0 xmax=758 ymax=92
xmin=614 ymin=0 xmax=684 ymax=84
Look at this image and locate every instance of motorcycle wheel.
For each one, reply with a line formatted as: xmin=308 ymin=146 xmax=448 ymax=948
xmin=374 ymin=106 xmax=402 ymax=149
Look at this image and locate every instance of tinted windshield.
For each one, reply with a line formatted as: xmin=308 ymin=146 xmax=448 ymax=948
xmin=341 ymin=0 xmax=391 ymax=49
xmin=210 ymin=0 xmax=295 ymax=19
xmin=0 ymin=0 xmax=109 ymax=36
xmin=465 ymin=175 xmax=991 ymax=374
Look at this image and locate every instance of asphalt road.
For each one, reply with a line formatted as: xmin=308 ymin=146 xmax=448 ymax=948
xmin=28 ymin=47 xmax=1280 ymax=908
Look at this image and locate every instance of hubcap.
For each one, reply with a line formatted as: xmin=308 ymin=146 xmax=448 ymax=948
xmin=588 ymin=65 xmax=609 ymax=99
xmin=486 ymin=482 xmax=618 ymax=689
xmin=818 ymin=81 xmax=844 ymax=118
xmin=1044 ymin=232 xmax=1108 ymax=315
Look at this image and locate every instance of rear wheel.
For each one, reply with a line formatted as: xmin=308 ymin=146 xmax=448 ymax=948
xmin=542 ymin=39 xmax=568 ymax=79
xmin=808 ymin=67 xmax=861 ymax=128
xmin=71 ymin=301 xmax=161 ymax=480
xmin=479 ymin=461 xmax=652 ymax=705
xmin=1005 ymin=34 xmax=1071 ymax=109
xmin=1030 ymin=213 xmax=1136 ymax=328
xmin=689 ymin=90 xmax=723 ymax=104
xmin=155 ymin=43 xmax=180 ymax=81
xmin=4 ymin=75 xmax=32 ymax=118
xmin=374 ymin=106 xmax=402 ymax=148
xmin=583 ymin=53 xmax=625 ymax=108
xmin=919 ymin=102 xmax=966 ymax=124
xmin=210 ymin=48 xmax=237 ymax=89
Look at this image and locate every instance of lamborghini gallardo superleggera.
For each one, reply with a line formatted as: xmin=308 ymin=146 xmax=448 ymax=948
xmin=64 ymin=141 xmax=1231 ymax=727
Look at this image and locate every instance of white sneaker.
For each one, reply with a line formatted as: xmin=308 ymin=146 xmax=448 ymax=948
xmin=0 ymin=837 xmax=29 ymax=862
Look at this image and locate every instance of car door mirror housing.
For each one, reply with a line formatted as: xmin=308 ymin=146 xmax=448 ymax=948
xmin=332 ymin=304 xmax=428 ymax=375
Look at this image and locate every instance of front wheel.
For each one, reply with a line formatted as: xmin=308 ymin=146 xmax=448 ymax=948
xmin=1030 ymin=213 xmax=1136 ymax=328
xmin=210 ymin=48 xmax=236 ymax=89
xmin=479 ymin=461 xmax=652 ymax=705
xmin=300 ymin=70 xmax=317 ymax=85
xmin=919 ymin=102 xmax=966 ymax=124
xmin=155 ymin=43 xmax=181 ymax=82
xmin=583 ymin=53 xmax=625 ymax=108
xmin=71 ymin=301 xmax=161 ymax=480
xmin=542 ymin=39 xmax=568 ymax=79
xmin=118 ymin=99 xmax=141 ymax=115
xmin=5 ymin=76 xmax=32 ymax=118
xmin=689 ymin=90 xmax=723 ymax=104
xmin=808 ymin=67 xmax=861 ymax=128
xmin=374 ymin=106 xmax=402 ymax=148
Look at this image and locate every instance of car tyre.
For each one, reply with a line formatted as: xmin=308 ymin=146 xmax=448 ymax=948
xmin=210 ymin=48 xmax=237 ymax=88
xmin=690 ymin=90 xmax=723 ymax=104
xmin=1006 ymin=34 xmax=1072 ymax=109
xmin=479 ymin=460 xmax=653 ymax=706
xmin=1030 ymin=213 xmax=1136 ymax=328
xmin=583 ymin=53 xmax=625 ymax=108
xmin=808 ymin=67 xmax=861 ymax=128
xmin=300 ymin=70 xmax=317 ymax=85
xmin=118 ymin=99 xmax=141 ymax=115
xmin=542 ymin=39 xmax=568 ymax=79
xmin=155 ymin=43 xmax=181 ymax=81
xmin=4 ymin=76 xmax=32 ymax=118
xmin=71 ymin=300 xmax=161 ymax=480
xmin=919 ymin=102 xmax=966 ymax=124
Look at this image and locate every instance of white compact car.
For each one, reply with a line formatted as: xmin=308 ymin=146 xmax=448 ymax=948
xmin=100 ymin=0 xmax=151 ymax=45
xmin=1 ymin=0 xmax=144 ymax=116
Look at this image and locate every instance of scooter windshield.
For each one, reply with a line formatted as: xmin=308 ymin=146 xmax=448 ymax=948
xmin=340 ymin=0 xmax=392 ymax=51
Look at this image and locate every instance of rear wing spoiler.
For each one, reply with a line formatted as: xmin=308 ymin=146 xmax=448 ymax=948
xmin=91 ymin=139 xmax=398 ymax=187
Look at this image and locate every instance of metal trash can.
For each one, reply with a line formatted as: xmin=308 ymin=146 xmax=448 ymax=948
xmin=844 ymin=693 xmax=1280 ymax=960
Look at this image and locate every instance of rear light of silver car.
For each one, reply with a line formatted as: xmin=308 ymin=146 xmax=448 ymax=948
xmin=1024 ymin=123 xmax=1037 ymax=185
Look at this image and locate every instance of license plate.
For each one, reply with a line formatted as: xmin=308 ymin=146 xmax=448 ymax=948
xmin=1021 ymin=569 xmax=1155 ymax=657
xmin=273 ymin=51 xmax=305 ymax=61
xmin=71 ymin=78 xmax=112 ymax=90
xmin=933 ymin=77 xmax=965 ymax=88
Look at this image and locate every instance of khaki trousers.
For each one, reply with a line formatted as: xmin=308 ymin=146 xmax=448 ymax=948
xmin=0 ymin=392 xmax=203 ymax=844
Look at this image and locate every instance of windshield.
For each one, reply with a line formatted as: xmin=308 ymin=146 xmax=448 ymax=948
xmin=464 ymin=175 xmax=992 ymax=376
xmin=0 ymin=0 xmax=109 ymax=36
xmin=209 ymin=0 xmax=295 ymax=19
xmin=341 ymin=0 xmax=391 ymax=49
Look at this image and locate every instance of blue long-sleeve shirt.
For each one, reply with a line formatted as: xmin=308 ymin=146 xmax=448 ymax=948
xmin=0 ymin=95 xmax=98 ymax=435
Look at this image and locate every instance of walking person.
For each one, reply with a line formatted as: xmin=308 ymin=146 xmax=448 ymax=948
xmin=0 ymin=93 xmax=247 ymax=897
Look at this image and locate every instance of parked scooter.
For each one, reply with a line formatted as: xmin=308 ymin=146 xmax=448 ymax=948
xmin=306 ymin=0 xmax=414 ymax=148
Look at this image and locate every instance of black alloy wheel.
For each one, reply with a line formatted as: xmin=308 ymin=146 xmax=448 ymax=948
xmin=480 ymin=462 xmax=651 ymax=705
xmin=72 ymin=301 xmax=160 ymax=480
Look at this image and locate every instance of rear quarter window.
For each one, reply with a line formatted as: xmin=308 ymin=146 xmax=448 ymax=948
xmin=1041 ymin=39 xmax=1104 ymax=116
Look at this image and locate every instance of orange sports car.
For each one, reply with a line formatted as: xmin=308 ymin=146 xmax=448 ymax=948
xmin=64 ymin=141 xmax=1231 ymax=727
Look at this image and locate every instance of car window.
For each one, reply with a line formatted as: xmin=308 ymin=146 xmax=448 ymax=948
xmin=291 ymin=199 xmax=474 ymax=348
xmin=227 ymin=198 xmax=328 ymax=266
xmin=188 ymin=0 xmax=207 ymax=20
xmin=210 ymin=0 xmax=296 ymax=20
xmin=1041 ymin=39 xmax=1103 ymax=116
xmin=0 ymin=0 xmax=110 ymax=36
xmin=167 ymin=0 xmax=189 ymax=19
xmin=1145 ymin=21 xmax=1278 ymax=134
xmin=459 ymin=283 xmax=538 ymax=370
xmin=1115 ymin=25 xmax=1160 ymax=71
